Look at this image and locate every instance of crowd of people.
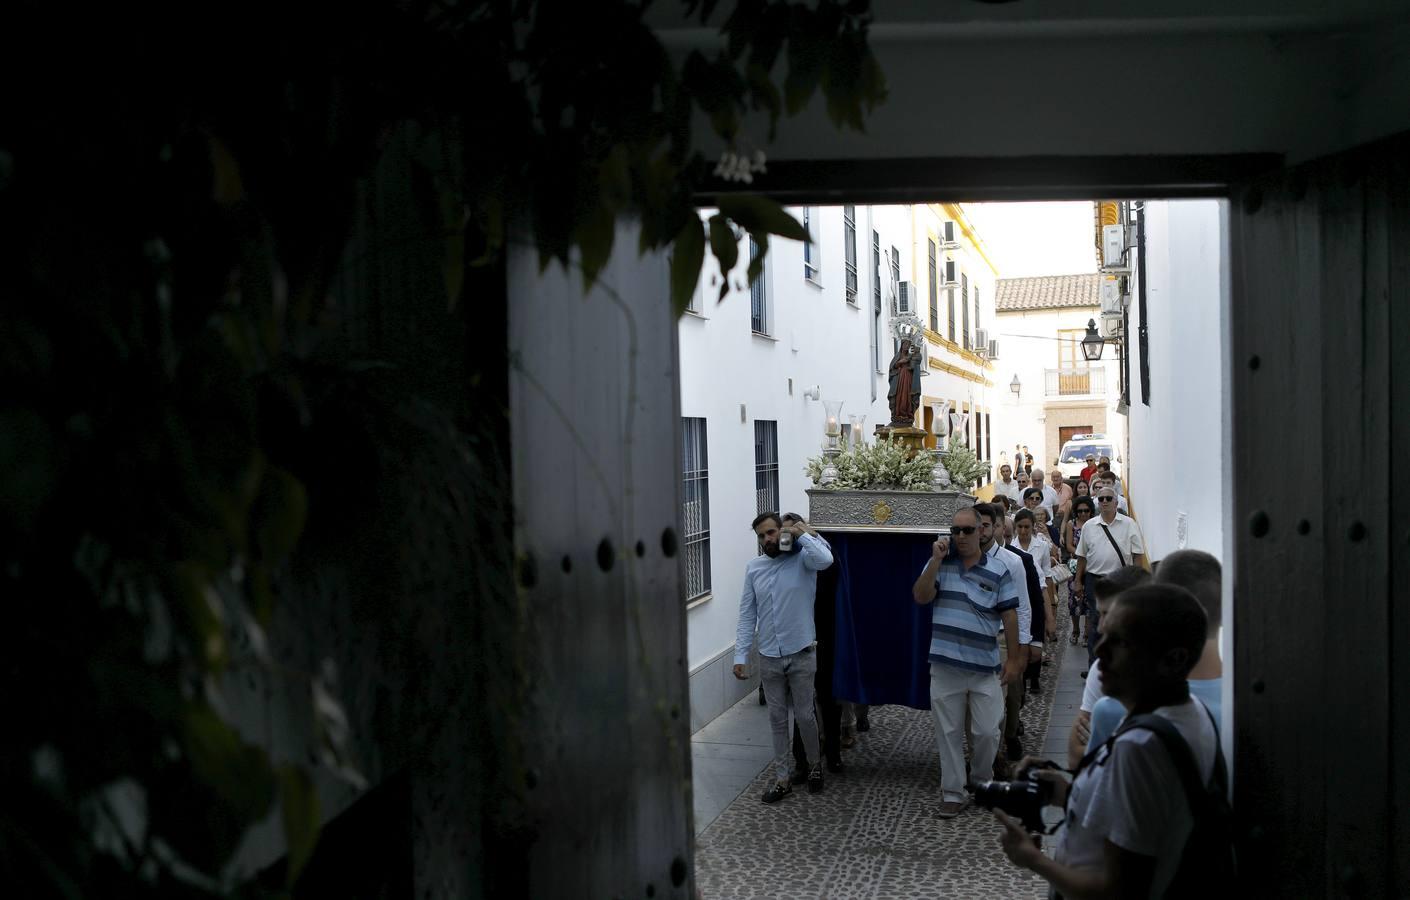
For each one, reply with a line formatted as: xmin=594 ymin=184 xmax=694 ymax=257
xmin=731 ymin=452 xmax=1232 ymax=896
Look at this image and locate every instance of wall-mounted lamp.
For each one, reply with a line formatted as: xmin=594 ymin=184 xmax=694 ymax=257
xmin=803 ymin=384 xmax=821 ymax=401
xmin=1081 ymin=319 xmax=1106 ymax=362
xmin=1009 ymin=374 xmax=1021 ymax=397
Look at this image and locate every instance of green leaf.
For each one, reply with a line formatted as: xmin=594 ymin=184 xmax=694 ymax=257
xmin=253 ymin=466 xmax=307 ymax=566
xmin=440 ymin=192 xmax=467 ymax=311
xmin=280 ymin=766 xmax=321 ymax=887
xmin=670 ymin=217 xmax=705 ymax=317
xmin=708 ymin=214 xmax=738 ymax=277
xmin=575 ymin=201 xmax=616 ymax=290
xmin=717 ymin=195 xmax=808 ymax=242
xmin=747 ymin=231 xmax=769 ymax=286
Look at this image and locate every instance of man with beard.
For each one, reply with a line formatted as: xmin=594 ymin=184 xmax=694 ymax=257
xmin=734 ymin=511 xmax=834 ymax=802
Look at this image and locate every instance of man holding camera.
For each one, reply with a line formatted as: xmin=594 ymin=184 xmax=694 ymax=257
xmin=990 ymin=583 xmax=1223 ymax=898
xmin=733 ymin=512 xmax=834 ymax=803
xmin=912 ymin=507 xmax=1026 ymax=818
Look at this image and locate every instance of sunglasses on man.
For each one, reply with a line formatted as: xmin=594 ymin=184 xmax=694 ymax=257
xmin=951 ymin=525 xmax=978 ymax=535
xmin=1097 ymin=496 xmax=1115 ymax=502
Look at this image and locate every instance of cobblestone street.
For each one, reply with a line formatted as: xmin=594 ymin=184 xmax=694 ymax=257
xmin=693 ymin=611 xmax=1086 ymax=899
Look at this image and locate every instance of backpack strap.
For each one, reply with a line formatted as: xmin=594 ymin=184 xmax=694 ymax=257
xmin=1117 ymin=704 xmax=1223 ymax=816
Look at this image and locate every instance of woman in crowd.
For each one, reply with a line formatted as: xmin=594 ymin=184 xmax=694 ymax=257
xmin=1063 ymin=497 xmax=1096 ymax=644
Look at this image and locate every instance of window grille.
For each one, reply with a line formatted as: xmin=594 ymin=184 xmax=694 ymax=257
xmin=843 ymin=205 xmax=858 ymax=303
xmin=681 ymin=418 xmax=711 ymax=602
xmin=928 ymin=239 xmax=939 ymax=333
xmin=961 ymin=273 xmax=970 ymax=349
xmin=754 ymin=421 xmax=779 ymax=515
xmin=803 ymin=207 xmax=819 ymax=281
xmin=750 ymin=236 xmax=768 ymax=335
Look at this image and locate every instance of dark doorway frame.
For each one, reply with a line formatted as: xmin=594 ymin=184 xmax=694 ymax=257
xmin=682 ymin=139 xmax=1404 ymax=896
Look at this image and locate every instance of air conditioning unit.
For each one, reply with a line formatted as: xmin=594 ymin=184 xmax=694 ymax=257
xmin=943 ymin=259 xmax=959 ymax=287
xmin=987 ymin=338 xmax=999 ymax=360
xmin=896 ymin=280 xmax=914 ymax=315
xmin=1102 ymin=224 xmax=1126 ymax=268
xmin=940 ymin=220 xmax=960 ymax=249
xmin=1099 ymin=279 xmax=1123 ymax=315
xmin=974 ymin=327 xmax=989 ymax=350
xmin=1099 ymin=311 xmax=1123 ymax=338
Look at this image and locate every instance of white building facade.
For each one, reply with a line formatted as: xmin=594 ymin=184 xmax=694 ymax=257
xmin=678 ymin=203 xmax=997 ymax=730
xmin=992 ymin=275 xmax=1125 ymax=477
xmin=1121 ymin=199 xmax=1227 ymax=562
xmin=912 ymin=205 xmax=1002 ymax=472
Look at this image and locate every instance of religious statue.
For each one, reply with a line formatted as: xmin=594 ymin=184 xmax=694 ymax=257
xmin=886 ymin=339 xmax=923 ymax=425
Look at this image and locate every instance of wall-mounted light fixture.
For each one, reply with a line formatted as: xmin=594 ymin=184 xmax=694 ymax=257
xmin=1009 ymin=374 xmax=1021 ymax=397
xmin=1081 ymin=319 xmax=1106 ymax=362
xmin=803 ymin=384 xmax=821 ymax=401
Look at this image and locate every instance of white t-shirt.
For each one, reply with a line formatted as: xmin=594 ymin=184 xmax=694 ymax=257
xmin=1036 ymin=484 xmax=1060 ymax=517
xmin=1081 ymin=660 xmax=1106 ymax=712
xmin=995 ymin=478 xmax=1023 ymax=507
xmin=1013 ymin=535 xmax=1051 ymax=584
xmin=1055 ymin=698 xmax=1220 ymax=897
xmin=985 ymin=541 xmax=1032 ymax=645
xmin=1075 ymin=513 xmax=1144 ymax=576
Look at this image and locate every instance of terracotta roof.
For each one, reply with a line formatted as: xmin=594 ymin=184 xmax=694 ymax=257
xmin=994 ymin=274 xmax=1101 ymax=312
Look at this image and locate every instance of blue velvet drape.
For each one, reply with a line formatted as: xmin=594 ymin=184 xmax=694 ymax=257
xmin=821 ymin=530 xmax=935 ymax=711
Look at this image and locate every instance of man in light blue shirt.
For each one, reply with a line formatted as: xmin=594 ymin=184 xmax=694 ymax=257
xmin=1086 ymin=549 xmax=1225 ymax=753
xmin=733 ymin=511 xmax=834 ymax=802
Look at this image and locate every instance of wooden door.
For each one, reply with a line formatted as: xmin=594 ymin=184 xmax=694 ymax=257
xmin=1058 ymin=426 xmax=1091 ymax=448
xmin=508 ymin=223 xmax=692 ymax=896
xmin=1229 ymin=132 xmax=1407 ymax=897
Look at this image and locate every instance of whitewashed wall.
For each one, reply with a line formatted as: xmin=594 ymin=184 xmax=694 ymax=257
xmin=914 ymin=204 xmax=1003 ymax=456
xmin=679 ymin=204 xmax=907 ymax=728
xmin=1124 ymin=200 xmax=1227 ymax=561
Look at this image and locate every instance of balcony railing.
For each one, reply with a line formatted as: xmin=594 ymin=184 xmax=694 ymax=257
xmin=1044 ymin=367 xmax=1105 ymax=397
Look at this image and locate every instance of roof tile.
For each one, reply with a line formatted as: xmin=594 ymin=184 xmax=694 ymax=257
xmin=994 ymin=273 xmax=1102 ymax=312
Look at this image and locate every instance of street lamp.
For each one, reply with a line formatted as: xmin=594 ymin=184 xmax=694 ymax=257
xmin=1080 ymin=318 xmax=1105 ymax=362
xmin=1010 ymin=373 xmax=1021 ymax=397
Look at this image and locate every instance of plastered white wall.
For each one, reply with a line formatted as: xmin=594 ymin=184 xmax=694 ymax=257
xmin=992 ymin=306 xmax=1124 ymax=473
xmin=679 ymin=205 xmax=901 ymax=671
xmin=1125 ymin=200 xmax=1227 ymax=561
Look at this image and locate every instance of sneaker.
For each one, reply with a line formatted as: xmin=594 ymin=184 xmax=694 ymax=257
xmin=807 ymin=764 xmax=825 ymax=794
xmin=762 ymin=781 xmax=792 ymax=804
xmin=937 ymin=798 xmax=969 ymax=819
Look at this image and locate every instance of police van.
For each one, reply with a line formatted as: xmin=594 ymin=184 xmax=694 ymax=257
xmin=1056 ymin=433 xmax=1121 ymax=481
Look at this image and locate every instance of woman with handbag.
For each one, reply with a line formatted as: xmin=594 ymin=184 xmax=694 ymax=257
xmin=1063 ymin=497 xmax=1096 ymax=645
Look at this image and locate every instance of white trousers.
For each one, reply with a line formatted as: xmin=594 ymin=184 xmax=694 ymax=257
xmin=929 ymin=660 xmax=1005 ymax=802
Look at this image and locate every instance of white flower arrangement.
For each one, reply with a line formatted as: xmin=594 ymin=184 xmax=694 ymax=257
xmin=805 ymin=436 xmax=990 ymax=491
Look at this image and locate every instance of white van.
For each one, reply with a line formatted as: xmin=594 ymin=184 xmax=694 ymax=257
xmin=1056 ymin=434 xmax=1121 ymax=480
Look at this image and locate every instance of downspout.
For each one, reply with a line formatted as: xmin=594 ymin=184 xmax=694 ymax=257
xmin=869 ymin=207 xmax=878 ymax=403
xmin=1136 ymin=203 xmax=1150 ymax=406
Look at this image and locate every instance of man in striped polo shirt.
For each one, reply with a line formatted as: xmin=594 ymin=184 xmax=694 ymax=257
xmin=912 ymin=506 xmax=1026 ymax=818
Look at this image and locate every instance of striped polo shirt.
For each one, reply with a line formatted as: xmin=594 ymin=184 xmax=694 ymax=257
xmin=925 ymin=552 xmax=1021 ymax=673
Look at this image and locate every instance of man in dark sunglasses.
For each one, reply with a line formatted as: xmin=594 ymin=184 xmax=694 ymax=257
xmin=912 ymin=507 xmax=1024 ymax=819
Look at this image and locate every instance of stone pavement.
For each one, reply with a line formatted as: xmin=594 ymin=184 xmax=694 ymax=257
xmin=690 ymin=607 xmax=1089 ymax=899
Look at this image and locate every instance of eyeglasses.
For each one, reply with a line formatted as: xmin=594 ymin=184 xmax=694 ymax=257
xmin=1097 ymin=496 xmax=1115 ymax=502
xmin=951 ymin=526 xmax=978 ymax=535
xmin=1076 ymin=509 xmax=1092 ymax=516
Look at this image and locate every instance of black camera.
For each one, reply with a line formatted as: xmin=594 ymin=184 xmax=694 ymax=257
xmin=973 ymin=765 xmax=1062 ymax=833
